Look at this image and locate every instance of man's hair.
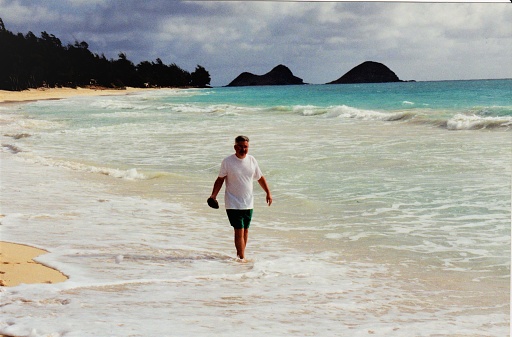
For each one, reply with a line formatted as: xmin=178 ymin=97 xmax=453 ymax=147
xmin=235 ymin=135 xmax=249 ymax=143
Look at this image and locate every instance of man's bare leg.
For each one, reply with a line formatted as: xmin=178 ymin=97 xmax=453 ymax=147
xmin=234 ymin=229 xmax=248 ymax=259
xmin=244 ymin=229 xmax=249 ymax=251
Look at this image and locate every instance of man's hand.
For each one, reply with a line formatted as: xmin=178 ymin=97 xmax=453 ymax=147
xmin=207 ymin=197 xmax=219 ymax=209
xmin=258 ymin=176 xmax=272 ymax=206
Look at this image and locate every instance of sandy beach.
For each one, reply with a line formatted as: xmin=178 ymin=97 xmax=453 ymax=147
xmin=0 ymin=86 xmax=153 ymax=104
xmin=0 ymin=241 xmax=68 ymax=287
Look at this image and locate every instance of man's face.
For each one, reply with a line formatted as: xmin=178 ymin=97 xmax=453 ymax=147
xmin=234 ymin=141 xmax=249 ymax=159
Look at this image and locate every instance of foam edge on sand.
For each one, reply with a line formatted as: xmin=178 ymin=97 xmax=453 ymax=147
xmin=0 ymin=241 xmax=68 ymax=287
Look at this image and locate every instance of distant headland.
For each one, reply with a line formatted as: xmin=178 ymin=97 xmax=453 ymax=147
xmin=226 ymin=65 xmax=305 ymax=87
xmin=327 ymin=61 xmax=404 ymax=84
xmin=227 ymin=61 xmax=410 ymax=87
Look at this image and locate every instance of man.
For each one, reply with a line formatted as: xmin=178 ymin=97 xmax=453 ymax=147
xmin=209 ymin=135 xmax=272 ymax=260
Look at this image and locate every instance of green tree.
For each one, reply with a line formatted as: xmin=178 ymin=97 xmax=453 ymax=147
xmin=0 ymin=18 xmax=212 ymax=90
xmin=190 ymin=65 xmax=211 ymax=88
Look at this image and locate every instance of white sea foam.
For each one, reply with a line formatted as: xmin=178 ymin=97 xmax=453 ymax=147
xmin=12 ymin=152 xmax=148 ymax=180
xmin=292 ymin=105 xmax=327 ymax=116
xmin=89 ymin=110 xmax=161 ymax=118
xmin=447 ymin=113 xmax=512 ymax=130
xmin=293 ymin=104 xmax=413 ymax=121
xmin=89 ymin=99 xmax=151 ymax=111
xmin=331 ymin=105 xmax=413 ymax=121
xmin=9 ymin=117 xmax=64 ymax=130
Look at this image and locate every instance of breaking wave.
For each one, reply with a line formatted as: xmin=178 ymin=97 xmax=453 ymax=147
xmin=280 ymin=104 xmax=511 ymax=130
xmin=291 ymin=104 xmax=414 ymax=121
xmin=12 ymin=152 xmax=148 ymax=180
xmin=447 ymin=114 xmax=512 ymax=130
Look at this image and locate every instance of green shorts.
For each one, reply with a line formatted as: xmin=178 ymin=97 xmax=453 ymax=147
xmin=226 ymin=209 xmax=253 ymax=229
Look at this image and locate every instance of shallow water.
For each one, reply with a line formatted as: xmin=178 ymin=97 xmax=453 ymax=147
xmin=1 ymin=81 xmax=510 ymax=336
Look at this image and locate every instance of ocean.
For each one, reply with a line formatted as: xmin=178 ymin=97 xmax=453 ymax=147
xmin=1 ymin=80 xmax=511 ymax=336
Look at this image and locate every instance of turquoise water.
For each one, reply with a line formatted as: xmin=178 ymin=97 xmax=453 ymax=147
xmin=170 ymin=79 xmax=512 ymax=117
xmin=1 ymin=79 xmax=510 ymax=336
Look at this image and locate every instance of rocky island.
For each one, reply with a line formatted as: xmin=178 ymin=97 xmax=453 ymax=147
xmin=327 ymin=61 xmax=402 ymax=84
xmin=226 ymin=65 xmax=305 ymax=87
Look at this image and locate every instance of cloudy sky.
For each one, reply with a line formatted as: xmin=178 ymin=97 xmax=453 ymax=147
xmin=1 ymin=0 xmax=510 ymax=86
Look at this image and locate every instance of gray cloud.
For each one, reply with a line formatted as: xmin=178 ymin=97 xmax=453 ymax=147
xmin=1 ymin=0 xmax=510 ymax=86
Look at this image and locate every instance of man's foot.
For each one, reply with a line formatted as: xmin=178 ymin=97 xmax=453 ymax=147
xmin=237 ymin=255 xmax=247 ymax=262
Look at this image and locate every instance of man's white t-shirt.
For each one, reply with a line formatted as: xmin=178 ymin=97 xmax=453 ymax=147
xmin=219 ymin=154 xmax=263 ymax=209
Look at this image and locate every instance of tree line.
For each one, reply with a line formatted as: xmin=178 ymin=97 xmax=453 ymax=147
xmin=0 ymin=18 xmax=211 ymax=91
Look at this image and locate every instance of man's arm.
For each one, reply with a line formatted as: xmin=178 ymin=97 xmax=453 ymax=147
xmin=257 ymin=176 xmax=272 ymax=206
xmin=210 ymin=176 xmax=225 ymax=200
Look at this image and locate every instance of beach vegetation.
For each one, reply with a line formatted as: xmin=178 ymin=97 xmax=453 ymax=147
xmin=0 ymin=19 xmax=211 ymax=91
xmin=190 ymin=65 xmax=211 ymax=88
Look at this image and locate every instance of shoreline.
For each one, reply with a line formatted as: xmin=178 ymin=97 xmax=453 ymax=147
xmin=0 ymin=86 xmax=159 ymax=289
xmin=0 ymin=86 xmax=159 ymax=104
xmin=0 ymin=241 xmax=68 ymax=287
